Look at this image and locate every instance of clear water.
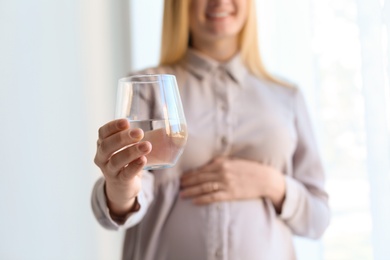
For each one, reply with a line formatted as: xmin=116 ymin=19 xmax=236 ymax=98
xmin=128 ymin=119 xmax=188 ymax=170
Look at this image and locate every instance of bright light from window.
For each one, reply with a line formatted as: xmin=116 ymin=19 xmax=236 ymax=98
xmin=311 ymin=0 xmax=373 ymax=259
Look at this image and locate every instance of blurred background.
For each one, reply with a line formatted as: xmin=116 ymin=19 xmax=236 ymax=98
xmin=0 ymin=0 xmax=389 ymax=259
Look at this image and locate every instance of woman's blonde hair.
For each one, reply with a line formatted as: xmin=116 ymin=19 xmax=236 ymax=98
xmin=160 ymin=0 xmax=288 ymax=86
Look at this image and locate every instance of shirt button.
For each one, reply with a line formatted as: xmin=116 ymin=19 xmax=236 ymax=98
xmin=221 ymin=136 xmax=227 ymax=145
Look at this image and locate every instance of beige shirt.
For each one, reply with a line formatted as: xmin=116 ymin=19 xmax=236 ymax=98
xmin=91 ymin=49 xmax=330 ymax=260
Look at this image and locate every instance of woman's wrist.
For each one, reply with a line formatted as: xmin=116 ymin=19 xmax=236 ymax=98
xmin=263 ymin=168 xmax=286 ymax=214
xmin=104 ymin=183 xmax=140 ymax=221
xmin=108 ymin=197 xmax=140 ymax=224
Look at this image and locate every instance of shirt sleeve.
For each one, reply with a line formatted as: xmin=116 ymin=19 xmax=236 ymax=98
xmin=279 ymin=89 xmax=331 ymax=239
xmin=91 ymin=170 xmax=155 ymax=231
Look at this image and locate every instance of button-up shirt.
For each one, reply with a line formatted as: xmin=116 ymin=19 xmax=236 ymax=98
xmin=91 ymin=49 xmax=330 ymax=260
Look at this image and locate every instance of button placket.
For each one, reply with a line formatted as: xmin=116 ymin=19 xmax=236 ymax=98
xmin=207 ymin=203 xmax=219 ymax=260
xmin=221 ymin=136 xmax=228 ymax=145
xmin=215 ymin=205 xmax=223 ymax=260
xmin=213 ymin=69 xmax=227 ymax=154
xmin=210 ymin=69 xmax=230 ymax=260
xmin=215 ymin=248 xmax=223 ymax=258
xmin=210 ymin=68 xmax=227 ymax=259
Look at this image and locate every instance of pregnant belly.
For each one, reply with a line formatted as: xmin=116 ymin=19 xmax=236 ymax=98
xmin=156 ymin=198 xmax=291 ymax=260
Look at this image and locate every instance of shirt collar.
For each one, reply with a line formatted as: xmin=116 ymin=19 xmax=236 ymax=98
xmin=182 ymin=48 xmax=247 ymax=86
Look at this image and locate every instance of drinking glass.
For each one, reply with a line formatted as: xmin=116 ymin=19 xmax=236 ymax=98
xmin=115 ymin=74 xmax=188 ymax=170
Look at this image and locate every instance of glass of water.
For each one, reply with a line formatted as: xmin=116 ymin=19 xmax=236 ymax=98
xmin=115 ymin=74 xmax=188 ymax=170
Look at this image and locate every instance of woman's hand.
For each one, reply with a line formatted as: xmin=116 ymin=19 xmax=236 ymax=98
xmin=180 ymin=157 xmax=286 ymax=213
xmin=94 ymin=119 xmax=152 ymax=218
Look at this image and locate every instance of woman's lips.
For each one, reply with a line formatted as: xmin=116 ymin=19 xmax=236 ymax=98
xmin=207 ymin=12 xmax=230 ymax=18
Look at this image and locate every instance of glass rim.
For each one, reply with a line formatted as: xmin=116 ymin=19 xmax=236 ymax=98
xmin=118 ymin=74 xmax=176 ymax=83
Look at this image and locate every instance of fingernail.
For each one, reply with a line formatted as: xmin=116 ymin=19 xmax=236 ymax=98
xmin=138 ymin=142 xmax=150 ymax=152
xmin=130 ymin=129 xmax=142 ymax=139
xmin=118 ymin=119 xmax=128 ymax=129
xmin=135 ymin=157 xmax=145 ymax=165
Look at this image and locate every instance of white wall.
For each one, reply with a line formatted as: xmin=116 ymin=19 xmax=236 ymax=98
xmin=0 ymin=1 xmax=130 ymax=259
xmin=128 ymin=0 xmax=164 ymax=71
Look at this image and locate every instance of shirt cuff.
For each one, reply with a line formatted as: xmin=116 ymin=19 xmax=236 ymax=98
xmin=93 ymin=178 xmax=148 ymax=230
xmin=278 ymin=175 xmax=304 ymax=221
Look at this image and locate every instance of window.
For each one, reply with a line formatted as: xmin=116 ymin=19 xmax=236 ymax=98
xmin=257 ymin=0 xmax=390 ymax=259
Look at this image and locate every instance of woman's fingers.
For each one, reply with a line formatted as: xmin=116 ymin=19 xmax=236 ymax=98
xmin=98 ymin=119 xmax=129 ymax=141
xmin=95 ymin=119 xmax=131 ymax=168
xmin=120 ymin=156 xmax=147 ymax=181
xmin=95 ymin=128 xmax=144 ymax=167
xmin=180 ymin=157 xmax=229 ymax=188
xmin=192 ymin=191 xmax=227 ymax=205
xmin=180 ymin=170 xmax=219 ymax=187
xmin=106 ymin=141 xmax=152 ymax=176
xmin=180 ymin=182 xmax=227 ymax=205
xmin=180 ymin=182 xmax=224 ymax=198
xmin=100 ymin=128 xmax=143 ymax=158
xmin=180 ymin=157 xmax=234 ymax=205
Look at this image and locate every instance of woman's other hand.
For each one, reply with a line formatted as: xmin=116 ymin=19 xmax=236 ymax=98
xmin=94 ymin=119 xmax=152 ymax=218
xmin=180 ymin=157 xmax=286 ymax=213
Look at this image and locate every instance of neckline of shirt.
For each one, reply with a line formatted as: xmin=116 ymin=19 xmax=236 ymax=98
xmin=181 ymin=48 xmax=247 ymax=87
